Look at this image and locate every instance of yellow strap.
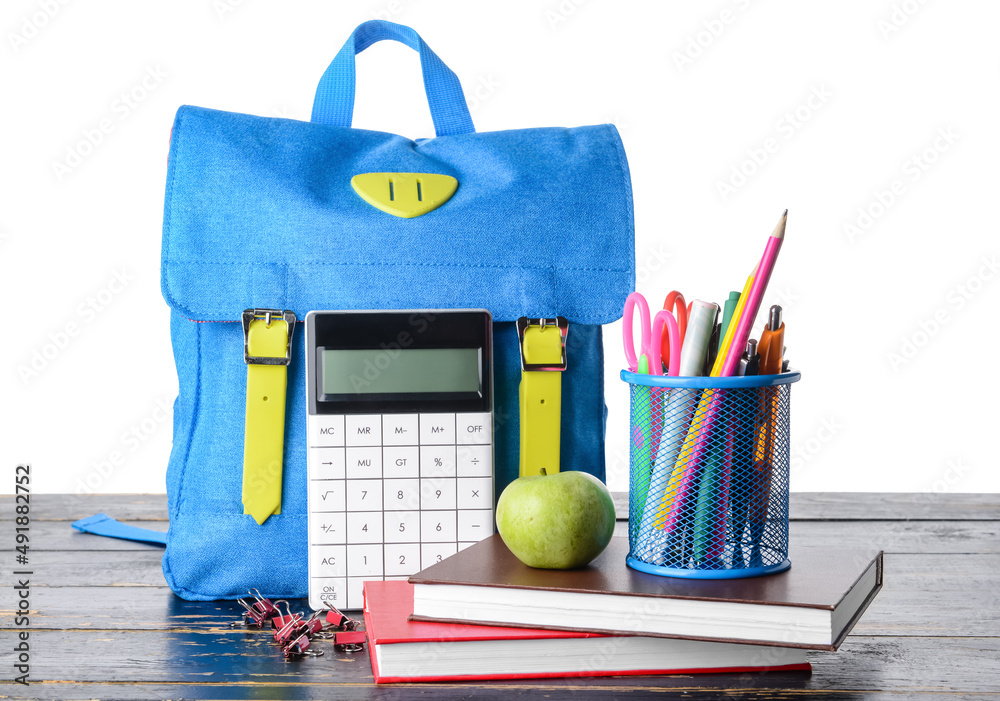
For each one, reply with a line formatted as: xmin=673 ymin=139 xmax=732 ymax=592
xmin=519 ymin=325 xmax=564 ymax=477
xmin=242 ymin=318 xmax=291 ymax=525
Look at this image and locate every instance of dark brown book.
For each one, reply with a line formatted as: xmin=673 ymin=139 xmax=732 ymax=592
xmin=409 ymin=535 xmax=882 ymax=651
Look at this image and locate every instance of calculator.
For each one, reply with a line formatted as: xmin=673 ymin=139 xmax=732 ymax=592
xmin=304 ymin=310 xmax=494 ymax=610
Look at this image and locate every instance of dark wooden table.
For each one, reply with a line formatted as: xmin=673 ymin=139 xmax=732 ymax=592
xmin=2 ymin=492 xmax=998 ymax=700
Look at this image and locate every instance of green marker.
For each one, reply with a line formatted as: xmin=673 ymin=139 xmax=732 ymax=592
xmin=631 ymin=352 xmax=655 ymax=519
xmin=721 ymin=291 xmax=741 ymax=339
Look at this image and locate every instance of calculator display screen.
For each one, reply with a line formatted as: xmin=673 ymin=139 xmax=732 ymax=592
xmin=321 ymin=348 xmax=482 ymax=395
xmin=306 ymin=310 xmax=492 ymax=414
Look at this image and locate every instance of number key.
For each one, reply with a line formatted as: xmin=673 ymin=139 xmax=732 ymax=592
xmin=347 ymin=512 xmax=383 ymax=544
xmin=420 ymin=478 xmax=456 ymax=509
xmin=384 ymin=543 xmax=420 ymax=576
xmin=421 ymin=511 xmax=457 ymax=543
xmin=347 ymin=480 xmax=382 ymax=511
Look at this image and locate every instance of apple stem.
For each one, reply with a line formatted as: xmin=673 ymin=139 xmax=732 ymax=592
xmin=539 ymin=468 xmax=547 ymax=477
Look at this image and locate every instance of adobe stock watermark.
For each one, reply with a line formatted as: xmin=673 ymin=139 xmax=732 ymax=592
xmin=790 ymin=416 xmax=845 ymax=475
xmin=768 ymin=285 xmax=800 ymax=315
xmin=72 ymin=397 xmax=173 ymax=497
xmin=371 ymin=0 xmax=405 ymax=22
xmin=7 ymin=0 xmax=72 ymax=54
xmin=545 ymin=0 xmax=589 ymax=30
xmin=886 ymin=254 xmax=997 ymax=372
xmin=271 ymin=105 xmax=304 ymax=120
xmin=925 ymin=459 xmax=971 ymax=494
xmin=606 ymin=444 xmax=631 ymax=487
xmin=877 ymin=0 xmax=931 ymax=40
xmin=601 ymin=114 xmax=631 ymax=137
xmin=843 ymin=127 xmax=959 ymax=245
xmin=635 ymin=243 xmax=672 ymax=287
xmin=213 ymin=0 xmax=249 ymax=21
xmin=716 ymin=84 xmax=833 ymax=202
xmin=51 ymin=64 xmax=168 ymax=182
xmin=346 ymin=313 xmax=439 ymax=392
xmin=671 ymin=0 xmax=755 ymax=74
xmin=16 ymin=269 xmax=133 ymax=386
xmin=465 ymin=74 xmax=501 ymax=114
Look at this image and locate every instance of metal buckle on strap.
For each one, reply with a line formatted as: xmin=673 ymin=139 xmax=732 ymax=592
xmin=516 ymin=316 xmax=569 ymax=372
xmin=242 ymin=309 xmax=296 ymax=365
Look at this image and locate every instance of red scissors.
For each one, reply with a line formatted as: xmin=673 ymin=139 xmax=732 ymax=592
xmin=660 ymin=291 xmax=688 ymax=374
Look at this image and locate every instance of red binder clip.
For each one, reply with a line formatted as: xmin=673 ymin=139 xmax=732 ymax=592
xmin=235 ymin=589 xmax=283 ymax=628
xmin=323 ymin=602 xmax=357 ymax=630
xmin=333 ymin=630 xmax=366 ymax=653
xmin=274 ymin=603 xmax=337 ymax=645
xmin=300 ymin=610 xmax=335 ymax=640
xmin=283 ymin=631 xmax=323 ymax=658
xmin=273 ymin=614 xmax=305 ymax=644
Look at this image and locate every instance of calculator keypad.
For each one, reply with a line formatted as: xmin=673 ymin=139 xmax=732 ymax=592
xmin=308 ymin=411 xmax=493 ymax=610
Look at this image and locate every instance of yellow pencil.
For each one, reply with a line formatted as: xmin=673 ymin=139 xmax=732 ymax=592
xmin=711 ymin=263 xmax=757 ymax=377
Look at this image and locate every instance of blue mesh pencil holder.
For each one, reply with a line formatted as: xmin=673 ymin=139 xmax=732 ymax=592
xmin=622 ymin=370 xmax=801 ymax=579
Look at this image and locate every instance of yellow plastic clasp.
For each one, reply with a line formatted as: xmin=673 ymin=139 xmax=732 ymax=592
xmin=351 ymin=172 xmax=458 ymax=218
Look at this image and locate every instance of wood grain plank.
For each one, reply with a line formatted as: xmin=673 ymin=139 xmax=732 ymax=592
xmin=789 ymin=520 xmax=1000 ymax=555
xmin=0 ymin=520 xmax=168 ymax=552
xmin=611 ymin=520 xmax=1000 ymax=555
xmin=854 ymin=554 xmax=1000 ymax=637
xmin=0 ymin=685 xmax=995 ymax=701
xmin=621 ymin=492 xmax=1000 ymax=523
xmin=0 ymin=551 xmax=167 ymax=588
xmin=6 ymin=514 xmax=998 ymax=555
xmin=2 ymin=632 xmax=998 ymax=696
xmin=617 ymin=491 xmax=1000 ymax=523
xmin=5 ymin=492 xmax=1000 ymax=523
xmin=3 ymin=686 xmax=997 ymax=701
xmin=789 ymin=493 xmax=1000 ymax=522
xmin=4 ymin=554 xmax=999 ymax=637
xmin=0 ymin=493 xmax=169 ymax=522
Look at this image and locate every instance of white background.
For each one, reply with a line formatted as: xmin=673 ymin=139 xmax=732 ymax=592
xmin=2 ymin=0 xmax=997 ymax=496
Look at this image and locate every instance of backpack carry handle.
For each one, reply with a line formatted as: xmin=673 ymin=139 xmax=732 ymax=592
xmin=311 ymin=20 xmax=476 ymax=137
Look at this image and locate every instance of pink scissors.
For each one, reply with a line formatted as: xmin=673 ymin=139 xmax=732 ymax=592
xmin=622 ymin=292 xmax=681 ymax=376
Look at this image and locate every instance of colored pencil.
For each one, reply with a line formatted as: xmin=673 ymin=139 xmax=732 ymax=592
xmin=719 ymin=211 xmax=787 ymax=377
xmin=711 ymin=265 xmax=757 ymax=378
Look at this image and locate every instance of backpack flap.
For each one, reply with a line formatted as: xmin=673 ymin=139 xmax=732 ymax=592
xmin=162 ymin=106 xmax=633 ymax=323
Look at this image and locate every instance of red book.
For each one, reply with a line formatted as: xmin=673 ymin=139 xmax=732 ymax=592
xmin=363 ymin=580 xmax=810 ymax=683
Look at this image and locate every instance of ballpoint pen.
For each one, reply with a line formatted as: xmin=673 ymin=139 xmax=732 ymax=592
xmin=748 ymin=306 xmax=785 ymax=565
xmin=758 ymin=306 xmax=784 ymax=375
xmin=756 ymin=306 xmax=784 ymax=471
xmin=738 ymin=338 xmax=759 ymax=377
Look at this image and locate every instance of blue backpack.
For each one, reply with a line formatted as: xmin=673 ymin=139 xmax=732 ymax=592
xmin=76 ymin=20 xmax=634 ymax=600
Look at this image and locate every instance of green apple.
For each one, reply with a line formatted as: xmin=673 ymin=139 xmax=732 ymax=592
xmin=496 ymin=469 xmax=616 ymax=569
